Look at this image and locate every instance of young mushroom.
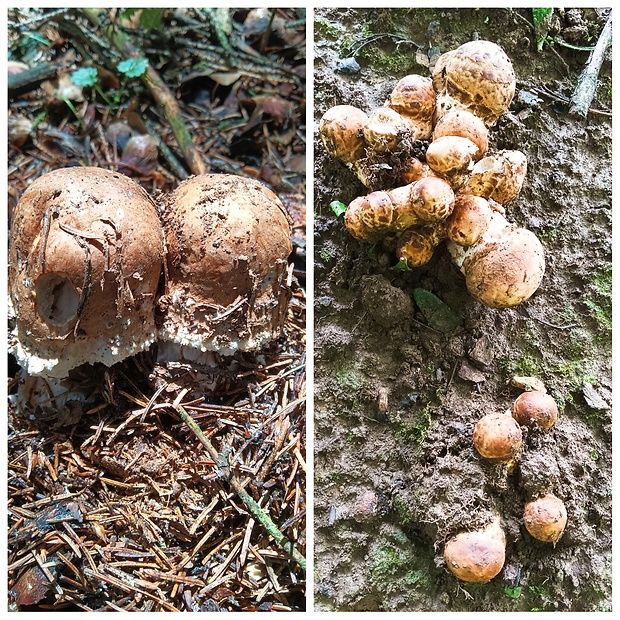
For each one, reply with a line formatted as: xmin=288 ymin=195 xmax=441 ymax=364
xmin=512 ymin=391 xmax=559 ymax=430
xmin=523 ymin=494 xmax=568 ymax=544
xmin=464 ymin=150 xmax=528 ymax=204
xmin=318 ymin=104 xmax=369 ymax=166
xmin=158 ymin=174 xmax=293 ymax=359
xmin=384 ymin=73 xmax=436 ymax=140
xmin=443 ymin=518 xmax=506 ymax=583
xmin=9 ymin=167 xmax=165 ymax=378
xmin=473 ymin=412 xmax=523 ymax=463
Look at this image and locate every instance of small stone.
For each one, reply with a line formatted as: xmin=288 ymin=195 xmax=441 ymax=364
xmin=336 ymin=57 xmax=361 ymax=74
xmin=458 ymin=359 xmax=486 ymax=383
xmin=581 ymin=382 xmax=610 ymax=410
xmin=468 ymin=336 xmax=494 ymax=367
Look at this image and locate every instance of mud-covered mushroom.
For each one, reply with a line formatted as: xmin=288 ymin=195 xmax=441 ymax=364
xmin=8 ymin=167 xmax=165 ymax=378
xmin=465 ymin=150 xmax=527 ymax=204
xmin=473 ymin=412 xmax=523 ymax=462
xmin=363 ymin=106 xmax=408 ymax=153
xmin=425 ymin=136 xmax=479 ymax=187
xmin=512 ymin=391 xmax=559 ymax=430
xmin=159 ymin=174 xmax=292 ymax=357
xmin=447 ymin=211 xmax=545 ymax=308
xmin=523 ymin=494 xmax=568 ymax=544
xmin=432 ymin=40 xmax=516 ymax=126
xmin=444 ymin=518 xmax=506 ymax=583
xmin=319 ymin=104 xmax=369 ymax=165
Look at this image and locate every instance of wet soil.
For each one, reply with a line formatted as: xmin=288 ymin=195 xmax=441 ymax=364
xmin=313 ymin=7 xmax=611 ymax=612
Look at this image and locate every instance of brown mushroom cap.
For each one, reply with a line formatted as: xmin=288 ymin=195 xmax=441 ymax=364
xmin=385 ymin=74 xmax=435 ymax=140
xmin=465 ymin=150 xmax=527 ymax=204
xmin=524 ymin=494 xmax=568 ymax=544
xmin=363 ymin=106 xmax=407 ymax=153
xmin=410 ymin=176 xmax=455 ymax=222
xmin=432 ymin=40 xmax=516 ymax=126
xmin=396 ymin=226 xmax=441 ymax=268
xmin=425 ymin=136 xmax=479 ymax=183
xmin=512 ymin=391 xmax=559 ymax=430
xmin=160 ymin=174 xmax=292 ymax=355
xmin=473 ymin=412 xmax=523 ymax=461
xmin=9 ymin=167 xmax=164 ymax=378
xmin=444 ymin=519 xmax=506 ymax=583
xmin=432 ymin=110 xmax=489 ymax=160
xmin=319 ymin=105 xmax=369 ymax=164
xmin=463 ymin=226 xmax=545 ymax=308
xmin=446 ymin=194 xmax=493 ymax=247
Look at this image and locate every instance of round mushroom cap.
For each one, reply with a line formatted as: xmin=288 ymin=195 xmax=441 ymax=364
xmin=463 ymin=226 xmax=545 ymax=307
xmin=512 ymin=391 xmax=559 ymax=430
xmin=432 ymin=110 xmax=489 ymax=160
xmin=9 ymin=167 xmax=165 ymax=378
xmin=319 ymin=105 xmax=369 ymax=164
xmin=432 ymin=40 xmax=516 ymax=126
xmin=410 ymin=176 xmax=455 ymax=222
xmin=160 ymin=174 xmax=292 ymax=355
xmin=425 ymin=136 xmax=479 ymax=182
xmin=446 ymin=194 xmax=493 ymax=246
xmin=465 ymin=150 xmax=527 ymax=204
xmin=473 ymin=412 xmax=523 ymax=461
xmin=363 ymin=106 xmax=406 ymax=153
xmin=524 ymin=494 xmax=568 ymax=544
xmin=396 ymin=227 xmax=439 ymax=268
xmin=444 ymin=519 xmax=506 ymax=583
xmin=386 ymin=74 xmax=435 ymax=140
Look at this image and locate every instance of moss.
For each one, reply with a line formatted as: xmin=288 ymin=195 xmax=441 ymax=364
xmin=315 ymin=18 xmax=346 ymax=41
xmin=393 ymin=495 xmax=412 ymax=525
xmin=395 ymin=402 xmax=433 ymax=444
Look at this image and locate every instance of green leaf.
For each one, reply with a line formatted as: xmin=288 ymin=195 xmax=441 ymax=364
xmin=413 ymin=288 xmax=463 ymax=333
xmin=70 ymin=66 xmax=99 ymax=87
xmin=532 ymin=8 xmax=553 ymax=52
xmin=329 ymin=200 xmax=347 ymax=217
xmin=139 ymin=8 xmax=164 ymax=29
xmin=391 ymin=258 xmax=413 ymax=272
xmin=117 ymin=57 xmax=149 ymax=78
xmin=504 ymin=586 xmax=523 ymax=599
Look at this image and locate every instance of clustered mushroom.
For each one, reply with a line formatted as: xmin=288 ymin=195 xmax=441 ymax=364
xmin=320 ymin=39 xmax=545 ymax=308
xmin=8 ymin=168 xmax=293 ymax=380
xmin=444 ymin=381 xmax=566 ymax=583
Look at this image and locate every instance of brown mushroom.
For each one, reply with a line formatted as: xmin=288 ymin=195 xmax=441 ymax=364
xmin=319 ymin=104 xmax=369 ymax=165
xmin=448 ymin=212 xmax=545 ymax=308
xmin=446 ymin=194 xmax=493 ymax=247
xmin=363 ymin=106 xmax=408 ymax=153
xmin=396 ymin=226 xmax=445 ymax=268
xmin=465 ymin=150 xmax=528 ymax=204
xmin=432 ymin=40 xmax=516 ymax=126
xmin=444 ymin=518 xmax=506 ymax=583
xmin=385 ymin=74 xmax=435 ymax=140
xmin=9 ymin=167 xmax=164 ymax=378
xmin=524 ymin=494 xmax=568 ymax=544
xmin=432 ymin=109 xmax=489 ymax=160
xmin=159 ymin=174 xmax=292 ymax=356
xmin=425 ymin=136 xmax=479 ymax=188
xmin=512 ymin=391 xmax=559 ymax=430
xmin=473 ymin=412 xmax=523 ymax=462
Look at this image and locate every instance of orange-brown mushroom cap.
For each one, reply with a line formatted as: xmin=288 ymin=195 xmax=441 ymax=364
xmin=524 ymin=494 xmax=568 ymax=544
xmin=9 ymin=167 xmax=164 ymax=378
xmin=473 ymin=412 xmax=523 ymax=461
xmin=512 ymin=391 xmax=559 ymax=430
xmin=159 ymin=174 xmax=292 ymax=355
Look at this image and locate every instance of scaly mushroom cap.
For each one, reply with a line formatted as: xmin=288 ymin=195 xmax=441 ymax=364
xmin=465 ymin=150 xmax=527 ymax=204
xmin=432 ymin=40 xmax=516 ymax=126
xmin=524 ymin=494 xmax=568 ymax=544
xmin=160 ymin=174 xmax=292 ymax=355
xmin=446 ymin=194 xmax=493 ymax=246
xmin=9 ymin=167 xmax=164 ymax=378
xmin=432 ymin=110 xmax=489 ymax=160
xmin=512 ymin=391 xmax=559 ymax=430
xmin=319 ymin=105 xmax=369 ymax=164
xmin=463 ymin=225 xmax=545 ymax=308
xmin=410 ymin=176 xmax=455 ymax=222
xmin=363 ymin=106 xmax=407 ymax=153
xmin=385 ymin=74 xmax=435 ymax=140
xmin=473 ymin=412 xmax=523 ymax=461
xmin=425 ymin=136 xmax=479 ymax=186
xmin=444 ymin=519 xmax=506 ymax=583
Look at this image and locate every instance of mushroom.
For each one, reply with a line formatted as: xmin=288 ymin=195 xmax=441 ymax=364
xmin=396 ymin=225 xmax=445 ymax=268
xmin=158 ymin=174 xmax=292 ymax=358
xmin=319 ymin=104 xmax=369 ymax=165
xmin=464 ymin=150 xmax=528 ymax=204
xmin=425 ymin=136 xmax=479 ymax=188
xmin=385 ymin=74 xmax=436 ymax=140
xmin=523 ymin=494 xmax=568 ymax=544
xmin=432 ymin=40 xmax=516 ymax=126
xmin=8 ymin=167 xmax=165 ymax=378
xmin=473 ymin=412 xmax=523 ymax=462
xmin=445 ymin=194 xmax=493 ymax=247
xmin=447 ymin=211 xmax=545 ymax=308
xmin=512 ymin=391 xmax=559 ymax=430
xmin=443 ymin=518 xmax=506 ymax=583
xmin=432 ymin=109 xmax=489 ymax=160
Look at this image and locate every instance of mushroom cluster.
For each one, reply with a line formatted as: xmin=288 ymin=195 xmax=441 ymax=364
xmin=8 ymin=168 xmax=293 ymax=380
xmin=320 ymin=40 xmax=545 ymax=308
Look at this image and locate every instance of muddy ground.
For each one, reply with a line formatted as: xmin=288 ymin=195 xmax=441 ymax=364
xmin=313 ymin=7 xmax=611 ymax=612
